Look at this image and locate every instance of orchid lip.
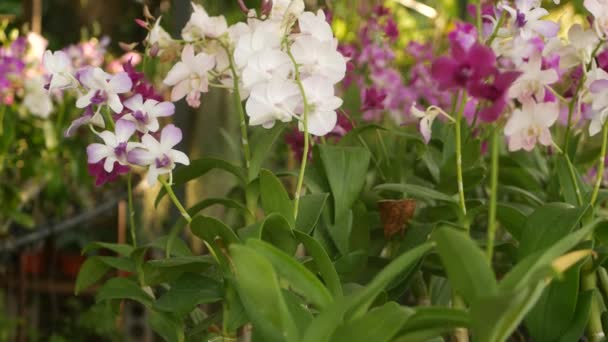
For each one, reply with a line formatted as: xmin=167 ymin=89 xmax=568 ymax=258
xmin=155 ymin=154 xmax=172 ymax=168
xmin=114 ymin=142 xmax=128 ymax=159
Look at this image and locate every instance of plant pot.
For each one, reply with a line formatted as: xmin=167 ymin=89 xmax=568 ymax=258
xmin=21 ymin=251 xmax=45 ymax=275
xmin=58 ymin=253 xmax=87 ymax=278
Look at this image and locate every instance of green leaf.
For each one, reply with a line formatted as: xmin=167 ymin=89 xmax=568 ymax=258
xmin=525 ymin=265 xmax=582 ymax=342
xmin=155 ymin=157 xmax=245 ymax=206
xmin=230 ymin=244 xmax=298 ymax=342
xmin=75 ymin=257 xmax=111 ymax=295
xmin=82 ymin=242 xmax=134 ymax=257
xmin=155 ymin=273 xmax=222 ymax=315
xmin=318 ymin=145 xmax=371 ymax=222
xmin=247 ymin=239 xmax=333 ymax=309
xmin=557 ymin=290 xmax=593 ymax=342
xmin=517 ymin=203 xmax=588 ymax=260
xmin=148 ymin=235 xmax=193 ymax=257
xmin=260 ymin=169 xmax=295 ymax=227
xmin=400 ymin=307 xmax=469 ymax=332
xmin=500 ymin=219 xmax=601 ymax=292
xmin=327 ymin=210 xmax=353 ymax=255
xmin=338 ymin=123 xmax=387 ymax=147
xmin=148 ymin=310 xmax=185 ymax=342
xmin=143 ymin=256 xmax=216 ymax=287
xmin=283 ymin=289 xmax=314 ymax=331
xmin=556 ymin=156 xmax=584 ymax=206
xmin=332 ymin=302 xmax=413 ymax=342
xmin=191 ymin=215 xmax=240 ymax=246
xmin=375 ymin=184 xmax=457 ymax=204
xmin=294 ymin=230 xmax=343 ymax=297
xmin=249 ymin=123 xmax=286 ymax=181
xmin=96 ymin=278 xmax=153 ymax=307
xmin=295 ymin=193 xmax=329 ymax=234
xmin=347 ymin=243 xmax=434 ymax=318
xmin=498 ymin=185 xmax=544 ymax=206
xmin=432 ymin=227 xmax=497 ymax=303
xmin=496 ymin=203 xmax=530 ymax=241
xmin=471 ymin=283 xmax=546 ymax=342
xmin=259 ymin=213 xmax=298 ymax=255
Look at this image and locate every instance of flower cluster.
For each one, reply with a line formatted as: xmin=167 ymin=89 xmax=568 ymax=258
xmin=45 ymin=50 xmax=189 ymax=186
xmin=146 ymin=1 xmax=347 ymax=136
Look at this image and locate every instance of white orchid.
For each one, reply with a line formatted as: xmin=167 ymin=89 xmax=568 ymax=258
xmin=544 ymin=24 xmax=599 ymax=70
xmin=127 ymin=124 xmax=190 ymax=186
xmin=43 ymin=50 xmax=75 ymax=91
xmin=23 ymin=76 xmax=53 ymax=119
xmin=584 ymin=0 xmax=608 ymax=38
xmin=245 ymin=78 xmax=301 ymax=128
xmin=76 ymin=67 xmax=132 ymax=113
xmin=163 ymin=45 xmax=215 ymax=108
xmin=182 ymin=2 xmax=228 ymax=41
xmin=147 ymin=17 xmax=174 ymax=54
xmin=411 ymin=104 xmax=456 ymax=144
xmin=242 ymin=49 xmax=293 ymax=90
xmin=299 ymin=76 xmax=342 ymax=136
xmin=233 ymin=20 xmax=282 ymax=69
xmin=87 ymin=119 xmax=138 ymax=172
xmin=504 ymin=100 xmax=559 ymax=151
xmin=291 ymin=36 xmax=346 ymax=84
xmin=297 ymin=10 xmax=334 ymax=43
xmin=270 ymin=0 xmax=305 ymax=28
xmin=121 ymin=94 xmax=175 ymax=133
xmin=508 ymin=55 xmax=558 ymax=101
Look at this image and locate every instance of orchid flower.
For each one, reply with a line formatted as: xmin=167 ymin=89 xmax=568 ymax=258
xmin=182 ymin=2 xmax=228 ymax=41
xmin=584 ymin=0 xmax=608 ymax=38
xmin=87 ymin=119 xmax=138 ymax=172
xmin=122 ymin=94 xmax=175 ymax=133
xmin=147 ymin=17 xmax=175 ymax=56
xmin=291 ymin=36 xmax=347 ymax=84
xmin=163 ymin=45 xmax=215 ymax=108
xmin=23 ymin=76 xmax=53 ymax=119
xmin=503 ymin=0 xmax=559 ymax=40
xmin=411 ymin=104 xmax=455 ymax=144
xmin=234 ymin=21 xmax=283 ymax=69
xmin=299 ymin=76 xmax=343 ymax=136
xmin=431 ymin=43 xmax=496 ymax=91
xmin=241 ymin=49 xmax=294 ymax=90
xmin=544 ymin=24 xmax=599 ymax=70
xmin=127 ymin=124 xmax=190 ymax=186
xmin=508 ymin=55 xmax=558 ymax=101
xmin=298 ymin=10 xmax=334 ymax=43
xmin=245 ymin=78 xmax=300 ymax=128
xmin=76 ymin=67 xmax=133 ymax=113
xmin=504 ymin=100 xmax=559 ymax=151
xmin=587 ymin=70 xmax=608 ymax=136
xmin=43 ymin=50 xmax=75 ymax=91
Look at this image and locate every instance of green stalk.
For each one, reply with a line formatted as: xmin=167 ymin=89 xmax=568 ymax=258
xmin=287 ymin=45 xmax=310 ymax=221
xmin=486 ymin=126 xmax=499 ymax=261
xmin=476 ymin=1 xmax=483 ymax=42
xmin=455 ymin=92 xmax=468 ymax=220
xmin=563 ymin=81 xmax=584 ymax=154
xmin=160 ymin=178 xmax=192 ymax=223
xmin=224 ymin=45 xmax=255 ymax=225
xmin=591 ymin=121 xmax=608 ymax=206
xmin=583 ymin=265 xmax=605 ymax=341
xmin=127 ymin=173 xmax=137 ymax=248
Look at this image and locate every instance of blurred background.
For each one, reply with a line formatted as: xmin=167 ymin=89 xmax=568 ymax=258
xmin=0 ymin=0 xmax=586 ymax=341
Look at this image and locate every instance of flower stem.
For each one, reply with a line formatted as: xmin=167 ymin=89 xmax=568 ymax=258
xmin=486 ymin=126 xmax=499 ymax=261
xmin=455 ymin=92 xmax=468 ymax=220
xmin=591 ymin=121 xmax=608 ymax=206
xmin=476 ymin=1 xmax=483 ymax=42
xmin=160 ymin=177 xmax=192 ymax=223
xmin=563 ymin=81 xmax=583 ymax=154
xmin=583 ymin=266 xmax=605 ymax=341
xmin=286 ymin=46 xmax=310 ymax=221
xmin=224 ymin=45 xmax=255 ymax=225
xmin=127 ymin=173 xmax=137 ymax=248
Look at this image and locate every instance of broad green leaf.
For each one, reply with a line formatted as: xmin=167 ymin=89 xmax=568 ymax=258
xmin=247 ymin=239 xmax=333 ymax=309
xmin=260 ymin=213 xmax=298 ymax=255
xmin=500 ymin=219 xmax=601 ymax=292
xmin=300 ymin=297 xmax=350 ymax=342
xmin=155 ymin=157 xmax=245 ymax=206
xmin=338 ymin=123 xmax=387 ymax=147
xmin=260 ymin=169 xmax=295 ymax=227
xmin=556 ymin=156 xmax=584 ymax=206
xmin=471 ymin=283 xmax=545 ymax=342
xmin=143 ymin=256 xmax=216 ymax=287
xmin=318 ymin=145 xmax=371 ymax=222
xmin=517 ymin=203 xmax=588 ymax=261
xmin=75 ymin=257 xmax=111 ymax=295
xmin=187 ymin=312 xmax=221 ymax=340
xmin=95 ymin=256 xmax=136 ymax=272
xmin=327 ymin=210 xmax=353 ymax=255
xmin=230 ymin=244 xmax=298 ymax=342
xmin=96 ymin=278 xmax=153 ymax=307
xmin=155 ymin=273 xmax=222 ymax=315
xmin=332 ymin=302 xmax=413 ymax=342
xmin=526 ymin=265 xmax=582 ymax=342
xmin=294 ymin=230 xmax=343 ymax=297
xmin=400 ymin=307 xmax=469 ymax=332
xmin=347 ymin=243 xmax=434 ymax=318
xmin=148 ymin=235 xmax=193 ymax=257
xmin=498 ymin=185 xmax=544 ymax=206
xmin=148 ymin=310 xmax=185 ymax=342
xmin=295 ymin=193 xmax=329 ymax=234
xmin=432 ymin=227 xmax=497 ymax=303
xmin=496 ymin=203 xmax=530 ymax=241
xmin=375 ymin=183 xmax=457 ymax=204
xmin=283 ymin=289 xmax=314 ymax=331
xmin=249 ymin=123 xmax=285 ymax=181
xmin=82 ymin=242 xmax=134 ymax=257
xmin=557 ymin=290 xmax=593 ymax=342
xmin=190 ymin=215 xmax=240 ymax=246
